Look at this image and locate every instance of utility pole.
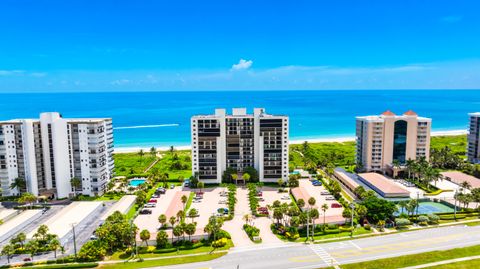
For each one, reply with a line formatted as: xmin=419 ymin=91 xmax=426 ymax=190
xmin=454 ymin=190 xmax=458 ymax=221
xmin=306 ymin=209 xmax=309 ymax=243
xmin=71 ymin=223 xmax=77 ymax=260
xmin=416 ymin=192 xmax=420 ymax=217
xmin=350 ymin=203 xmax=356 ymax=237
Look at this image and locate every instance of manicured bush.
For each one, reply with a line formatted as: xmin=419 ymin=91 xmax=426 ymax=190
xmin=243 ymin=224 xmax=261 ymax=241
xmin=427 ymin=214 xmax=440 ymax=224
xmin=395 ymin=218 xmax=411 ymax=229
xmin=211 ymin=238 xmax=228 ymax=249
xmin=417 ymin=215 xmax=429 ymax=226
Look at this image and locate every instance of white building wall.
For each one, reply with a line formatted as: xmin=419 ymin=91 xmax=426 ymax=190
xmin=2 ymin=125 xmax=19 ymax=195
xmin=21 ymin=120 xmax=39 ymax=196
xmin=78 ymin=124 xmax=92 ymax=196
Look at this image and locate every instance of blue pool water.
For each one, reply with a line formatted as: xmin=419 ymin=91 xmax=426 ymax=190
xmin=129 ymin=178 xmax=146 ymax=187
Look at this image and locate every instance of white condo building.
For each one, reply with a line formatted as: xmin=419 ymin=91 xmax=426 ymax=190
xmin=0 ymin=112 xmax=114 ymax=198
xmin=191 ymin=108 xmax=289 ymax=183
xmin=468 ymin=112 xmax=480 ymax=163
xmin=356 ymin=110 xmax=431 ymax=174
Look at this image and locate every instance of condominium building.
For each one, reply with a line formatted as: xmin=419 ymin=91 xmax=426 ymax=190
xmin=467 ymin=112 xmax=480 ymax=163
xmin=355 ymin=110 xmax=431 ymax=174
xmin=0 ymin=112 xmax=114 ymax=198
xmin=191 ymin=108 xmax=289 ymax=183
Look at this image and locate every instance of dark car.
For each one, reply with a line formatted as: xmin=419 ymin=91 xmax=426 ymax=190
xmin=331 ymin=203 xmax=342 ymax=208
xmin=139 ymin=209 xmax=152 ymax=215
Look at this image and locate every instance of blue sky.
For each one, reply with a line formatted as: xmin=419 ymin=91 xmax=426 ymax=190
xmin=1 ymin=0 xmax=480 ymax=92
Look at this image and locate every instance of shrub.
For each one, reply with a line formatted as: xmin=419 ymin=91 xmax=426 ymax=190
xmin=216 ymin=230 xmax=231 ymax=239
xmin=156 ymin=230 xmax=169 ymax=248
xmin=211 ymin=238 xmax=228 ymax=249
xmin=243 ymin=224 xmax=260 ymax=241
xmin=417 ymin=215 xmax=429 ymax=226
xmin=324 ymin=229 xmax=340 ymax=234
xmin=395 ymin=218 xmax=411 ymax=229
xmin=427 ymin=214 xmax=440 ymax=224
xmin=364 ymin=224 xmax=371 ymax=230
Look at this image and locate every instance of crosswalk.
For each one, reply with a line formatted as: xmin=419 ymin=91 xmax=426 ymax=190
xmin=309 ymin=244 xmax=339 ymax=267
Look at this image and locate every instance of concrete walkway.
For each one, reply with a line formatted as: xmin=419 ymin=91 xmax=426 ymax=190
xmin=223 ymin=187 xmax=254 ymax=247
xmin=399 ymin=255 xmax=480 ymax=269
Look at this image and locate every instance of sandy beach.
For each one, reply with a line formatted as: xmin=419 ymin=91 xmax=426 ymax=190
xmin=113 ymin=129 xmax=468 ymax=153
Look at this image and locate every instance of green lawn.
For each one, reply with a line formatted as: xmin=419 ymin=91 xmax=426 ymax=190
xmin=425 ymin=258 xmax=480 ymax=269
xmin=340 ymin=244 xmax=480 ymax=269
xmin=430 ymin=135 xmax=467 ymax=155
xmin=152 ymin=151 xmax=192 ymax=180
xmin=98 ymin=252 xmax=226 ymax=269
xmin=114 ymin=153 xmax=157 ymax=176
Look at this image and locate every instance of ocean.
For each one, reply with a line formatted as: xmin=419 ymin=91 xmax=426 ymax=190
xmin=1 ymin=90 xmax=479 ymax=149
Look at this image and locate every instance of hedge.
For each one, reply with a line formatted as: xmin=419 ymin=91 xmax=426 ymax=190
xmin=0 ymin=263 xmax=98 ymax=269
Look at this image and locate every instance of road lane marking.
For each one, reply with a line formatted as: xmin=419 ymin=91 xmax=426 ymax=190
xmin=349 ymin=241 xmax=362 ymax=250
xmin=309 ymin=244 xmax=339 ymax=266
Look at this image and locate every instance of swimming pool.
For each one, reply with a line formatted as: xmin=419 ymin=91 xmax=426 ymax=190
xmin=129 ymin=178 xmax=146 ymax=187
xmin=397 ymin=201 xmax=454 ymax=215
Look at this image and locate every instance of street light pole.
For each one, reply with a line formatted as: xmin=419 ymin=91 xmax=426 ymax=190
xmin=454 ymin=190 xmax=458 ymax=221
xmin=71 ymin=223 xmax=77 ymax=260
xmin=350 ymin=203 xmax=356 ymax=237
xmin=306 ymin=209 xmax=309 ymax=243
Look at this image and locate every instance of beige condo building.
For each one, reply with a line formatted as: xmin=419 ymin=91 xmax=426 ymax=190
xmin=355 ymin=110 xmax=431 ymax=174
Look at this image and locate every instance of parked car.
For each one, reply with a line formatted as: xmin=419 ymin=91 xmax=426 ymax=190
xmin=144 ymin=203 xmax=156 ymax=208
xmin=281 ymin=195 xmax=290 ymax=200
xmin=149 ymin=199 xmax=157 ymax=203
xmin=257 ymin=207 xmax=269 ymax=214
xmin=23 ymin=258 xmax=31 ymax=262
xmin=184 ymin=180 xmax=190 ymax=187
xmin=331 ymin=203 xmax=342 ymax=208
xmin=170 ymin=184 xmax=175 ymax=189
xmin=90 ymin=235 xmax=98 ymax=240
xmin=217 ymin=208 xmax=228 ymax=215
xmin=312 ymin=180 xmax=322 ymax=186
xmin=256 ymin=191 xmax=263 ymax=197
xmin=218 ymin=199 xmax=227 ymax=204
xmin=325 ymin=196 xmax=335 ymax=201
xmin=139 ymin=209 xmax=152 ymax=214
xmin=157 ymin=187 xmax=166 ymax=194
xmin=321 ymin=191 xmax=330 ymax=195
xmin=151 ymin=194 xmax=160 ymax=198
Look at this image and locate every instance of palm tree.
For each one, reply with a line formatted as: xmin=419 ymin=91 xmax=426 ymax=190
xmin=18 ymin=192 xmax=37 ymax=209
xmin=188 ymin=208 xmax=198 ymax=223
xmin=398 ymin=200 xmax=408 ymax=215
xmin=197 ymin=181 xmax=204 ymax=193
xmin=181 ymin=195 xmax=188 ymax=210
xmin=173 ymin=225 xmax=183 ymax=243
xmin=49 ymin=238 xmax=61 ymax=258
xmin=169 ymin=216 xmax=176 ymax=243
xmin=243 ymin=173 xmax=251 ymax=184
xmin=70 ymin=177 xmax=81 ymax=196
xmin=308 ymin=197 xmax=316 ymax=208
xmin=150 ymin=147 xmax=156 ymax=157
xmin=158 ymin=214 xmax=167 ymax=228
xmin=321 ymin=203 xmax=329 ymax=231
xmin=405 ymin=159 xmax=415 ymax=179
xmin=185 ymin=223 xmax=196 ymax=241
xmin=231 ymin=173 xmax=238 ymax=184
xmin=140 ymin=229 xmax=151 ymax=246
xmin=461 ymin=181 xmax=472 ymax=191
xmin=392 ymin=159 xmax=401 ymax=178
xmin=9 ymin=177 xmax=26 ymax=193
xmin=243 ymin=214 xmax=252 ymax=225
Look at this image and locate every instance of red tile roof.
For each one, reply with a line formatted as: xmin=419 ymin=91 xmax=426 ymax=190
xmin=381 ymin=110 xmax=396 ymax=116
xmin=403 ymin=110 xmax=418 ymax=116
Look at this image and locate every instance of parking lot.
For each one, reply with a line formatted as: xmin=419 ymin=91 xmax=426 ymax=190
xmin=297 ymin=179 xmax=345 ymax=224
xmin=258 ymin=186 xmax=292 ymax=208
xmin=134 ymin=186 xmax=189 ymax=237
xmin=186 ymin=187 xmax=227 ymax=235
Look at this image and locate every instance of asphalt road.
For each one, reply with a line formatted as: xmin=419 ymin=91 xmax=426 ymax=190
xmin=153 ymin=224 xmax=480 ymax=269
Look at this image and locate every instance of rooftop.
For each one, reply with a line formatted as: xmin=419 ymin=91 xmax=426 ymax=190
xmin=358 ymin=172 xmax=410 ymax=198
xmin=441 ymin=171 xmax=480 ymax=189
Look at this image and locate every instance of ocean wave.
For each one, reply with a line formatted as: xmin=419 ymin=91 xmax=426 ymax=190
xmin=114 ymin=124 xmax=179 ymax=130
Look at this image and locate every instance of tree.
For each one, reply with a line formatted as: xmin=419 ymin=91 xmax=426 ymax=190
xmin=138 ymin=149 xmax=144 ymax=158
xmin=78 ymin=240 xmax=106 ymax=262
xmin=197 ymin=181 xmax=205 ymax=193
xmin=150 ymin=147 xmax=156 ymax=157
xmin=277 ymin=179 xmax=284 ymax=187
xmin=231 ymin=173 xmax=238 ymax=183
xmin=243 ymin=214 xmax=252 ymax=225
xmin=243 ymin=173 xmax=251 ymax=184
xmin=1 ymin=244 xmax=14 ymax=264
xmin=243 ymin=167 xmax=259 ymax=182
xmin=354 ymin=186 xmax=366 ymax=200
xmin=49 ymin=238 xmax=61 ymax=258
xmin=9 ymin=177 xmax=26 ymax=193
xmin=169 ymin=217 xmax=176 ymax=243
xmin=185 ymin=223 xmax=196 ymax=241
xmin=176 ymin=210 xmax=185 ymax=222
xmin=140 ymin=229 xmax=151 ymax=246
xmin=392 ymin=159 xmax=401 ymax=178
xmin=321 ymin=203 xmax=329 ymax=230
xmin=18 ymin=192 xmax=37 ymax=209
xmin=14 ymin=232 xmax=26 ymax=248
xmin=173 ymin=225 xmax=183 ymax=243
xmin=355 ymin=204 xmax=368 ymax=225
xmin=70 ymin=177 xmax=82 ymax=196
xmin=308 ymin=197 xmax=316 ymax=208
xmin=33 ymin=224 xmax=50 ymax=241
xmin=156 ymin=230 xmax=169 ymax=248
xmin=273 ymin=208 xmax=283 ymax=225
xmin=204 ymin=216 xmax=224 ymax=241
xmin=25 ymin=240 xmax=39 ymax=261
xmin=158 ymin=214 xmax=167 ymax=228
xmin=135 ymin=190 xmax=146 ymax=206
xmin=461 ymin=181 xmax=472 ymax=191
xmin=297 ymin=198 xmax=305 ymax=208
xmin=95 ymin=211 xmax=137 ymax=252
xmin=181 ymin=195 xmax=188 ymax=210
xmin=188 ymin=208 xmax=198 ymax=223
xmin=361 ymin=196 xmax=397 ymax=224
xmin=398 ymin=200 xmax=409 ymax=215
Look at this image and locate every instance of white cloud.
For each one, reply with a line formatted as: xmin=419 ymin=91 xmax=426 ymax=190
xmin=110 ymin=79 xmax=131 ymax=85
xmin=0 ymin=70 xmax=24 ymax=76
xmin=231 ymin=59 xmax=253 ymax=71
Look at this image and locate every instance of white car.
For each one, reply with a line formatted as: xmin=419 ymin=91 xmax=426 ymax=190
xmin=321 ymin=191 xmax=330 ymax=195
xmin=325 ymin=196 xmax=335 ymax=201
xmin=144 ymin=203 xmax=156 ymax=208
xmin=281 ymin=195 xmax=290 ymax=200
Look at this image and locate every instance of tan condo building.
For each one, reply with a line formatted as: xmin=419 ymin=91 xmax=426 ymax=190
xmin=355 ymin=110 xmax=431 ymax=175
